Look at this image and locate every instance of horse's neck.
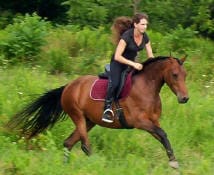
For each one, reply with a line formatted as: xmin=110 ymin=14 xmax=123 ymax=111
xmin=135 ymin=63 xmax=165 ymax=94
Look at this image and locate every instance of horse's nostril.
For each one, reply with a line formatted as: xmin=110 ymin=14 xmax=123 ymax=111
xmin=178 ymin=96 xmax=189 ymax=103
xmin=182 ymin=97 xmax=189 ymax=102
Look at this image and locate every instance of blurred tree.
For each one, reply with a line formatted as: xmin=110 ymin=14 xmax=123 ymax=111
xmin=0 ymin=0 xmax=213 ymax=39
xmin=64 ymin=0 xmax=135 ymax=27
xmin=0 ymin=0 xmax=68 ymax=25
xmin=139 ymin=0 xmax=197 ymax=32
xmin=139 ymin=0 xmax=213 ymax=38
xmin=64 ymin=0 xmax=108 ymax=27
xmin=132 ymin=0 xmax=141 ymax=14
xmin=191 ymin=0 xmax=214 ymax=38
xmin=37 ymin=0 xmax=69 ymax=23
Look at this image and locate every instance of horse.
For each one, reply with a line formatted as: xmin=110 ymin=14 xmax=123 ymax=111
xmin=7 ymin=56 xmax=189 ymax=169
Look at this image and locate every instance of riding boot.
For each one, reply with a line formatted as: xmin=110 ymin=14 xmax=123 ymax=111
xmin=102 ymin=80 xmax=114 ymax=123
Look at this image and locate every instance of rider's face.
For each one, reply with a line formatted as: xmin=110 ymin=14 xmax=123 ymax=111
xmin=134 ymin=18 xmax=148 ymax=34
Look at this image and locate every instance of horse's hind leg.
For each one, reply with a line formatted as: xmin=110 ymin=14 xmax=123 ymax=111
xmin=63 ymin=128 xmax=79 ymax=150
xmin=63 ymin=117 xmax=95 ymax=155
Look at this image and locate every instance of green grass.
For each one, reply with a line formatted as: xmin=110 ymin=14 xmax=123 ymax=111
xmin=0 ymin=58 xmax=214 ymax=175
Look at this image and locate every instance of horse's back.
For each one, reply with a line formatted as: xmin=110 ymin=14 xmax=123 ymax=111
xmin=61 ymin=75 xmax=97 ymax=113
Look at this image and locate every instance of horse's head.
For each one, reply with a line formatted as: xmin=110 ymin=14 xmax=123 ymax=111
xmin=164 ymin=56 xmax=189 ymax=103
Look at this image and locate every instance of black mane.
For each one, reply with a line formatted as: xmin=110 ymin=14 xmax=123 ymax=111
xmin=143 ymin=56 xmax=168 ymax=66
xmin=133 ymin=56 xmax=182 ymax=75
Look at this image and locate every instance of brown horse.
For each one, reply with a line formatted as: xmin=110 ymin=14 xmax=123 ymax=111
xmin=7 ymin=56 xmax=189 ymax=168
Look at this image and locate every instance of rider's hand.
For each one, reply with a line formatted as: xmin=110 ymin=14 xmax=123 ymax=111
xmin=133 ymin=62 xmax=143 ymax=70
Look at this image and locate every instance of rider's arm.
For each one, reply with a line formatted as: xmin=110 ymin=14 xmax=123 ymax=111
xmin=114 ymin=39 xmax=143 ymax=70
xmin=145 ymin=41 xmax=154 ymax=58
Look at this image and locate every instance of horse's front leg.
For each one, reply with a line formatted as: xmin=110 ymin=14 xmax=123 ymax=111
xmin=135 ymin=119 xmax=179 ymax=169
xmin=151 ymin=126 xmax=179 ymax=169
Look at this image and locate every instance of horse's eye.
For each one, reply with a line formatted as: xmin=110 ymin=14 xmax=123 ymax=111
xmin=172 ymin=73 xmax=178 ymax=79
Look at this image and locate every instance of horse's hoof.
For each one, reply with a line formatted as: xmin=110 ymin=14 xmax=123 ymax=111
xmin=169 ymin=160 xmax=179 ymax=169
xmin=81 ymin=144 xmax=91 ymax=156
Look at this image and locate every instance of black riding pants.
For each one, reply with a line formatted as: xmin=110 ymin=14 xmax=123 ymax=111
xmin=109 ymin=60 xmax=128 ymax=98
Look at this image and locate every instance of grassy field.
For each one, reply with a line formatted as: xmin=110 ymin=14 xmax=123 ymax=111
xmin=0 ymin=55 xmax=213 ymax=175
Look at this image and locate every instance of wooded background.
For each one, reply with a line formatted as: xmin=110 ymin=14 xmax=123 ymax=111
xmin=0 ymin=0 xmax=213 ymax=39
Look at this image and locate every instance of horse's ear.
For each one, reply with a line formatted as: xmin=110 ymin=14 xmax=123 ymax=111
xmin=180 ymin=55 xmax=187 ymax=64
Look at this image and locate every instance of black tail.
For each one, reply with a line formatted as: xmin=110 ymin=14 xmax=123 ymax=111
xmin=7 ymin=85 xmax=66 ymax=138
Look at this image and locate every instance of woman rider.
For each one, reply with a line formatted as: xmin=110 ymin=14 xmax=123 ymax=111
xmin=102 ymin=13 xmax=155 ymax=123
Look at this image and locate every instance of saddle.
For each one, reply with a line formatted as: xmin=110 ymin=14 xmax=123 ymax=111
xmin=90 ymin=64 xmax=133 ymax=129
xmin=90 ymin=64 xmax=132 ymax=101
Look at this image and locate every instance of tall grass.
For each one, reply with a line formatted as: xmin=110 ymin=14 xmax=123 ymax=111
xmin=0 ymin=58 xmax=213 ymax=175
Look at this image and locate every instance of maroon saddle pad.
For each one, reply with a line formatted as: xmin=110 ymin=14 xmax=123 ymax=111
xmin=90 ymin=72 xmax=132 ymax=101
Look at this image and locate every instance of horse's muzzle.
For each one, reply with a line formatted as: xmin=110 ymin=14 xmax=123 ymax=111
xmin=178 ymin=96 xmax=189 ymax=103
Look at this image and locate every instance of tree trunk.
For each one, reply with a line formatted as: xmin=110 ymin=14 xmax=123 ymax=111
xmin=132 ymin=0 xmax=141 ymax=14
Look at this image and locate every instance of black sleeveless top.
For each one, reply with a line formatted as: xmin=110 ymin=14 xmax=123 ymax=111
xmin=112 ymin=28 xmax=149 ymax=62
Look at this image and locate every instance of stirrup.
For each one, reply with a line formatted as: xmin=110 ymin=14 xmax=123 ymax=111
xmin=102 ymin=109 xmax=114 ymax=123
xmin=103 ymin=108 xmax=114 ymax=116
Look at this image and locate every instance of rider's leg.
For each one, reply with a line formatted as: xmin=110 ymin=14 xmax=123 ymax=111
xmin=102 ymin=79 xmax=115 ymax=123
xmin=102 ymin=61 xmax=124 ymax=123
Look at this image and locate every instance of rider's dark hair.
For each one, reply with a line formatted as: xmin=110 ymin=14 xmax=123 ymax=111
xmin=111 ymin=13 xmax=149 ymax=45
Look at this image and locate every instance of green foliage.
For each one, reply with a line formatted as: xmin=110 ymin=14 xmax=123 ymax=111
xmin=40 ymin=26 xmax=112 ymax=75
xmin=140 ymin=0 xmax=214 ymax=38
xmin=1 ymin=0 xmax=213 ymax=39
xmin=0 ymin=10 xmax=14 ymax=29
xmin=139 ymin=27 xmax=213 ymax=62
xmin=0 ymin=13 xmax=50 ymax=63
xmin=68 ymin=27 xmax=113 ymax=75
xmin=191 ymin=0 xmax=214 ymax=38
xmin=64 ymin=0 xmax=108 ymax=27
xmin=43 ymin=48 xmax=72 ymax=74
xmin=64 ymin=0 xmax=134 ymax=27
xmin=75 ymin=26 xmax=112 ymax=54
xmin=140 ymin=0 xmax=195 ymax=30
xmin=42 ymin=26 xmax=81 ymax=57
xmin=163 ymin=25 xmax=198 ymax=54
xmin=0 ymin=0 xmax=68 ymax=25
xmin=0 ymin=66 xmax=68 ymax=118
